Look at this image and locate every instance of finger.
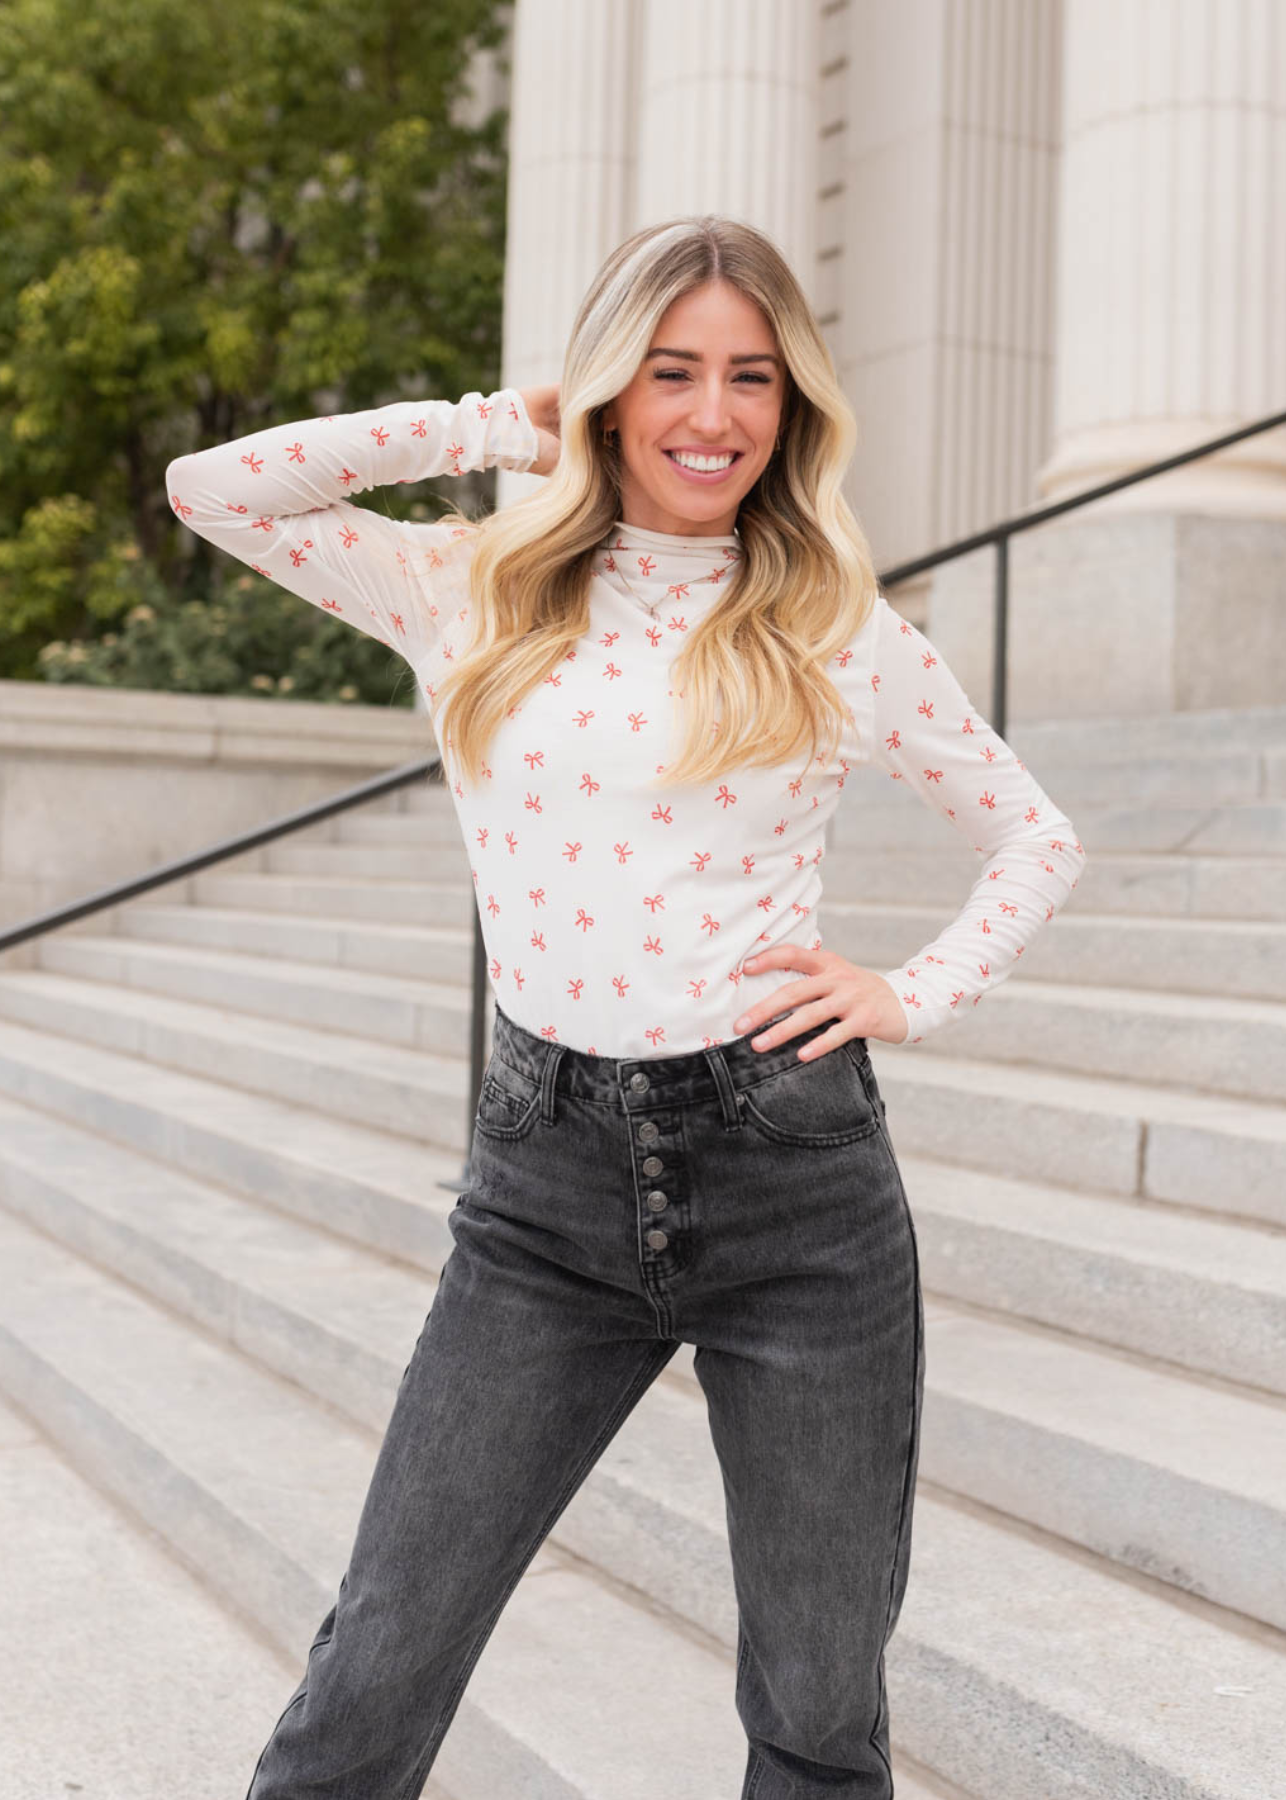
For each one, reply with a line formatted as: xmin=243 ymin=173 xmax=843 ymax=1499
xmin=792 ymin=1021 xmax=854 ymax=1062
xmin=733 ymin=977 xmax=814 ymax=1038
xmin=741 ymin=993 xmax=834 ymax=1053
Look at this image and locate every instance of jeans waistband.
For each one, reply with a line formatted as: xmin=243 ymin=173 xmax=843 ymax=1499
xmin=491 ymin=1001 xmax=868 ymax=1111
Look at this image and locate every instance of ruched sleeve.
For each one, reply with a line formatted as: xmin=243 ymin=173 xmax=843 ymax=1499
xmin=164 ymin=388 xmax=538 ymax=666
xmin=866 ymin=595 xmax=1087 ymax=1044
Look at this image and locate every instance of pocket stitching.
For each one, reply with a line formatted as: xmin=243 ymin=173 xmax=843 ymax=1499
xmin=738 ymin=1046 xmax=881 ymax=1148
xmin=739 ymin=1091 xmax=882 ymax=1147
xmin=474 ymin=1067 xmax=541 ymax=1140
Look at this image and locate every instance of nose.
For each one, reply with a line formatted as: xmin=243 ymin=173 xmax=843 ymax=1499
xmin=688 ymin=380 xmax=734 ymax=437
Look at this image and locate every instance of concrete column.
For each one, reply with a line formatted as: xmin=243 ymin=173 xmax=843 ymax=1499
xmin=839 ymin=0 xmax=1063 ymax=611
xmin=935 ymin=0 xmax=1286 ymax=719
xmin=498 ymin=0 xmax=820 ymax=502
xmin=633 ymin=0 xmax=819 ymax=291
xmin=496 ymin=0 xmax=642 ymax=511
xmin=1040 ymin=0 xmax=1286 ymax=516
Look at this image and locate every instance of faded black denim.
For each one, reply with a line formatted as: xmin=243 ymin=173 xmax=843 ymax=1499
xmin=245 ymin=1000 xmax=925 ymax=1799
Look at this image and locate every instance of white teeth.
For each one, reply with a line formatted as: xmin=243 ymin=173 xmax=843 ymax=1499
xmin=670 ymin=450 xmax=735 ymax=472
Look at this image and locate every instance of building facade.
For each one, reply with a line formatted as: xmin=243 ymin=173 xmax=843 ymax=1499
xmin=493 ymin=0 xmax=1286 ymax=720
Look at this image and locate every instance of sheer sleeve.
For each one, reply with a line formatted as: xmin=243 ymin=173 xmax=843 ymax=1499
xmin=865 ymin=595 xmax=1088 ymax=1045
xmin=164 ymin=388 xmax=539 ymax=666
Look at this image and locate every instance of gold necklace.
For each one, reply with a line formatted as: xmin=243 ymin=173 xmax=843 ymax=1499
xmin=599 ymin=536 xmax=742 ymax=621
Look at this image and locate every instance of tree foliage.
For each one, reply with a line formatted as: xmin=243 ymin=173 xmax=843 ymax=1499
xmin=0 ymin=0 xmax=513 ymax=701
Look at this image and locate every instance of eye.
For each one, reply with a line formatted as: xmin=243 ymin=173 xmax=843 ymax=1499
xmin=653 ymin=369 xmax=772 ymax=385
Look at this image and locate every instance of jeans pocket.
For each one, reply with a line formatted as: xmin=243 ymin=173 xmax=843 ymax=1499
xmin=474 ymin=1053 xmax=542 ymax=1140
xmin=845 ymin=1037 xmax=888 ymax=1121
xmin=738 ymin=1040 xmax=882 ymax=1148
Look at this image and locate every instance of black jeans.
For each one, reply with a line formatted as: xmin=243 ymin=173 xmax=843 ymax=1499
xmin=245 ymin=1001 xmax=925 ymax=1799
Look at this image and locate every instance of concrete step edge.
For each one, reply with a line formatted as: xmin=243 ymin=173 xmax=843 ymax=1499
xmin=0 ymin=1207 xmax=1278 ymax=1800
xmin=0 ymin=1093 xmax=1282 ymax=1631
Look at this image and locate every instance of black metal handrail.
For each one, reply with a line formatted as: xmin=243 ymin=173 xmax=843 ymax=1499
xmin=0 ymin=749 xmax=490 ymax=1190
xmin=3 ymin=404 xmax=1282 ymax=1183
xmin=881 ymin=404 xmax=1286 ymax=739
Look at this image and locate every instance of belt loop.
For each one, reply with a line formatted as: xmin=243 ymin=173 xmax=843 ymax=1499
xmin=539 ymin=1041 xmax=566 ymax=1125
xmin=703 ymin=1043 xmax=740 ymax=1128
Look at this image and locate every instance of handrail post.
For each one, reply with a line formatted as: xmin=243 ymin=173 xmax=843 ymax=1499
xmin=466 ymin=904 xmax=488 ymax=1183
xmin=993 ymin=530 xmax=1010 ymax=741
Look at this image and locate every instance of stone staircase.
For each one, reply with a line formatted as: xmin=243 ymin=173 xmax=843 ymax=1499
xmin=1 ymin=702 xmax=1283 ymax=1798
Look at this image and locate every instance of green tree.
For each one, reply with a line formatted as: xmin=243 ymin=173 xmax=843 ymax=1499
xmin=0 ymin=0 xmax=513 ymax=702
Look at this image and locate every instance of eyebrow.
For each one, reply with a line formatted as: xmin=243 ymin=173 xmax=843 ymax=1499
xmin=645 ymin=347 xmax=782 ymax=368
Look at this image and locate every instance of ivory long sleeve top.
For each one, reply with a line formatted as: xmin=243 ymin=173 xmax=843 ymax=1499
xmin=165 ymin=387 xmax=1087 ymax=1060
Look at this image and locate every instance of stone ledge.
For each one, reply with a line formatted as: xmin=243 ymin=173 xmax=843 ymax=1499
xmin=0 ymin=678 xmax=430 ymax=769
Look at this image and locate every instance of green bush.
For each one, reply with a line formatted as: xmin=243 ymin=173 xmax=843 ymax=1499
xmin=0 ymin=0 xmax=512 ymax=699
xmin=36 ymin=570 xmax=420 ymax=707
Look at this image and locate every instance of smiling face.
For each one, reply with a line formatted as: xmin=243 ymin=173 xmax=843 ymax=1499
xmin=600 ymin=279 xmax=786 ymax=537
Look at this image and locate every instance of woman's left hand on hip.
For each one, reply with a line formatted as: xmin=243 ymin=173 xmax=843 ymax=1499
xmin=732 ymin=944 xmax=909 ymax=1057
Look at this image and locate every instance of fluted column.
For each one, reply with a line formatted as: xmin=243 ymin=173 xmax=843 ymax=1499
xmin=935 ymin=0 xmax=1286 ymax=719
xmin=1039 ymin=0 xmax=1286 ymax=515
xmin=497 ymin=0 xmax=642 ymax=510
xmin=633 ymin=0 xmax=818 ymax=291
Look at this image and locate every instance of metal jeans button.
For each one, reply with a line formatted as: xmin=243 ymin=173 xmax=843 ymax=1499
xmin=630 ymin=1071 xmax=650 ymax=1092
xmin=638 ymin=1121 xmax=660 ymax=1143
xmin=646 ymin=1190 xmax=667 ymax=1211
xmin=642 ymin=1155 xmax=664 ymax=1177
xmin=645 ymin=1229 xmax=668 ymax=1251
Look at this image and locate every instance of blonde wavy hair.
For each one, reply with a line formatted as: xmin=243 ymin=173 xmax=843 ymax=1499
xmin=430 ymin=214 xmax=881 ymax=792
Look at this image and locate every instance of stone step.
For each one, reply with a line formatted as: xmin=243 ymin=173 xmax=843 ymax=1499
xmin=0 ymin=1014 xmax=458 ymax=1267
xmin=37 ymin=930 xmax=476 ymax=1055
xmin=907 ymin=1152 xmax=1286 ymax=1396
xmin=226 ymin=796 xmax=1286 ymax=924
xmin=189 ymin=868 xmax=472 ymax=926
xmin=0 ymin=966 xmax=473 ymax=1153
xmin=843 ymin=968 xmax=1286 ymax=1106
xmin=265 ymin=839 xmax=470 ymax=879
xmin=103 ymin=862 xmax=1286 ymax=1012
xmin=0 ymin=1206 xmax=1278 ymax=1799
xmin=390 ymin=695 xmax=1286 ymax=801
xmin=62 ymin=918 xmax=1286 ymax=1107
xmin=830 ymin=785 xmax=1286 ymax=844
xmin=348 ymin=778 xmax=1286 ymax=867
xmin=0 ymin=967 xmax=1282 ymax=1230
xmin=1 ymin=1091 xmax=1282 ymax=1633
xmin=0 ymin=1388 xmax=382 ymax=1800
xmin=823 ymin=845 xmax=1286 ymax=923
xmin=182 ymin=842 xmax=1286 ymax=928
xmin=116 ymin=900 xmax=473 ymax=982
xmin=256 ymin=822 xmax=1286 ymax=906
xmin=0 ymin=1014 xmax=1276 ymax=1396
xmin=863 ymin=1041 xmax=1286 ymax=1230
xmin=1008 ymin=699 xmax=1286 ymax=765
xmin=204 ymin=828 xmax=1286 ymax=1012
xmin=823 ymin=896 xmax=1286 ymax=1007
xmin=0 ymin=1212 xmax=747 ymax=1800
xmin=371 ymin=784 xmax=1286 ymax=856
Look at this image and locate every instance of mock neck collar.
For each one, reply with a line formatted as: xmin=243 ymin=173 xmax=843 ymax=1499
xmin=594 ymin=517 xmax=744 ymax=618
xmin=606 ymin=517 xmax=741 ymax=552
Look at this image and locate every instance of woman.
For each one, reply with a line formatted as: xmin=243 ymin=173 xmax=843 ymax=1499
xmin=166 ymin=214 xmax=1085 ymax=1799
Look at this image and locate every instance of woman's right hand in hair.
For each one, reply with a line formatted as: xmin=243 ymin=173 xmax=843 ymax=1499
xmin=516 ymin=383 xmax=561 ymax=475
